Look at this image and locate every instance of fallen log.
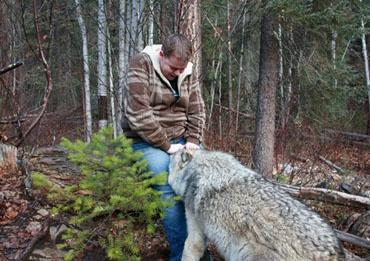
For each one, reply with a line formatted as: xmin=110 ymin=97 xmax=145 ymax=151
xmin=303 ymin=134 xmax=370 ymax=148
xmin=278 ymin=183 xmax=370 ymax=210
xmin=318 ymin=155 xmax=346 ymax=174
xmin=335 ymin=229 xmax=370 ymax=250
xmin=324 ymin=129 xmax=370 ymax=143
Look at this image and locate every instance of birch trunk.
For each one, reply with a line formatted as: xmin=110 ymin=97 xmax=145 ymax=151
xmin=75 ymin=0 xmax=92 ymax=142
xmin=127 ymin=0 xmax=133 ymax=58
xmin=332 ymin=30 xmax=337 ymax=88
xmin=131 ymin=0 xmax=138 ymax=54
xmin=361 ymin=13 xmax=370 ymax=134
xmin=148 ymin=0 xmax=154 ymax=45
xmin=137 ymin=0 xmax=144 ymax=50
xmin=235 ymin=13 xmax=246 ymax=138
xmin=208 ymin=51 xmax=222 ymax=131
xmin=278 ymin=22 xmax=284 ymax=128
xmin=107 ymin=31 xmax=117 ymax=138
xmin=219 ymin=60 xmax=223 ymax=138
xmin=227 ymin=0 xmax=233 ymax=131
xmin=117 ymin=0 xmax=126 ymax=135
xmin=97 ymin=0 xmax=107 ymax=128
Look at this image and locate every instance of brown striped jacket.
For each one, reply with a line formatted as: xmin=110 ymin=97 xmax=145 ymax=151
xmin=122 ymin=45 xmax=205 ymax=151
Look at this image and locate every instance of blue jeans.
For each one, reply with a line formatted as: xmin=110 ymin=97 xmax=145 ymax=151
xmin=132 ymin=138 xmax=187 ymax=261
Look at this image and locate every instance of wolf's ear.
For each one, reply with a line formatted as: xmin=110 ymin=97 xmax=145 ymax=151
xmin=181 ymin=149 xmax=194 ymax=165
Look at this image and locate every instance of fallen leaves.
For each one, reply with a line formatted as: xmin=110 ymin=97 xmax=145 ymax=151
xmin=0 ymin=167 xmax=28 ymax=225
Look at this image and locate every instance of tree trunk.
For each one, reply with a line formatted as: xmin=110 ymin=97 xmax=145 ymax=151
xmin=208 ymin=50 xmax=222 ymax=131
xmin=178 ymin=0 xmax=202 ymax=88
xmin=360 ymin=5 xmax=370 ymax=134
xmin=252 ymin=11 xmax=279 ymax=178
xmin=332 ymin=29 xmax=337 ymax=88
xmin=97 ymin=0 xmax=108 ymax=129
xmin=235 ymin=12 xmax=246 ymax=140
xmin=131 ymin=0 xmax=144 ymax=52
xmin=117 ymin=0 xmax=126 ymax=135
xmin=227 ymin=0 xmax=233 ymax=132
xmin=107 ymin=31 xmax=116 ymax=138
xmin=148 ymin=0 xmax=154 ymax=45
xmin=126 ymin=0 xmax=132 ymax=59
xmin=75 ymin=0 xmax=92 ymax=142
xmin=278 ymin=22 xmax=284 ymax=128
xmin=218 ymin=59 xmax=223 ymax=138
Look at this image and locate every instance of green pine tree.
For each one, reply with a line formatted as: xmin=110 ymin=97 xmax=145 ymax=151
xmin=33 ymin=126 xmax=170 ymax=261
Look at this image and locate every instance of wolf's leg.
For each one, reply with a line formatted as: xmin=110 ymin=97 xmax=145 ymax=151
xmin=182 ymin=211 xmax=206 ymax=261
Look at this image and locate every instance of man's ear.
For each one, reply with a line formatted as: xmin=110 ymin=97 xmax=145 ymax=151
xmin=159 ymin=50 xmax=164 ymax=58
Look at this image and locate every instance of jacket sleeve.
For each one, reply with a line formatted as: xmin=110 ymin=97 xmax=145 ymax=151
xmin=184 ymin=73 xmax=205 ymax=145
xmin=125 ymin=54 xmax=171 ymax=151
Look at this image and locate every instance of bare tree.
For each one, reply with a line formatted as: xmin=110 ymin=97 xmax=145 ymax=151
xmin=107 ymin=30 xmax=116 ymax=137
xmin=16 ymin=0 xmax=53 ymax=147
xmin=360 ymin=0 xmax=370 ymax=134
xmin=227 ymin=0 xmax=233 ymax=131
xmin=97 ymin=0 xmax=108 ymax=128
xmin=235 ymin=12 xmax=246 ymax=139
xmin=75 ymin=0 xmax=92 ymax=142
xmin=252 ymin=8 xmax=279 ymax=178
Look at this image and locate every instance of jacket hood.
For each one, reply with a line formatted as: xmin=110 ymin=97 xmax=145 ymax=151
xmin=142 ymin=45 xmax=193 ymax=89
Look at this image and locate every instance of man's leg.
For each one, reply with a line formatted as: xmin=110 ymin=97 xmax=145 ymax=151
xmin=132 ymin=142 xmax=187 ymax=261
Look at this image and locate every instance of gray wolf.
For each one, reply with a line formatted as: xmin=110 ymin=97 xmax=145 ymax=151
xmin=168 ymin=149 xmax=345 ymax=261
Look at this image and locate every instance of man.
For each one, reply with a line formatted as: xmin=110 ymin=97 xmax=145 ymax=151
xmin=122 ymin=34 xmax=206 ymax=261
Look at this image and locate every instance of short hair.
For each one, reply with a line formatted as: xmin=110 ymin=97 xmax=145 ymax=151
xmin=162 ymin=34 xmax=192 ymax=63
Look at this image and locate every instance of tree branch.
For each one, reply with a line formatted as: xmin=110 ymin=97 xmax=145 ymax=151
xmin=16 ymin=0 xmax=53 ymax=147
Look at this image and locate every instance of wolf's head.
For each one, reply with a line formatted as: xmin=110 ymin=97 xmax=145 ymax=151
xmin=168 ymin=149 xmax=197 ymax=195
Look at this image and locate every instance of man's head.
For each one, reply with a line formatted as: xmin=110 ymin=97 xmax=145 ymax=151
xmin=159 ymin=34 xmax=192 ymax=81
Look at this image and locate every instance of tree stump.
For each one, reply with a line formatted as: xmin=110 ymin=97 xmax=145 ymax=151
xmin=0 ymin=142 xmax=17 ymax=170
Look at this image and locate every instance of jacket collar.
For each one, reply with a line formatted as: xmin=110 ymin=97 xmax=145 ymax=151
xmin=142 ymin=45 xmax=193 ymax=91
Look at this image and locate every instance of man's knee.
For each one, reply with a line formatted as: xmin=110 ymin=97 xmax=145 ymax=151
xmin=144 ymin=149 xmax=170 ymax=175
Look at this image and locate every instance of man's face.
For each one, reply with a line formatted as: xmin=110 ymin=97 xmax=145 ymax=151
xmin=159 ymin=51 xmax=188 ymax=81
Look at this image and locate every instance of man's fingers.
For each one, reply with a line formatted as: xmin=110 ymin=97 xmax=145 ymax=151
xmin=185 ymin=142 xmax=200 ymax=150
xmin=167 ymin=143 xmax=185 ymax=154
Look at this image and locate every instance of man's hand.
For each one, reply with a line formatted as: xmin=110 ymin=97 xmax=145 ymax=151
xmin=185 ymin=142 xmax=200 ymax=150
xmin=167 ymin=143 xmax=185 ymax=154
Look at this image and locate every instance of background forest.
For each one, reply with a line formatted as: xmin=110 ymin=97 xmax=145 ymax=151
xmin=1 ymin=0 xmax=370 ymax=260
xmin=1 ymin=0 xmax=369 ymax=151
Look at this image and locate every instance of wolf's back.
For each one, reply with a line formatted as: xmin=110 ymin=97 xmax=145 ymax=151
xmin=184 ymin=151 xmax=345 ymax=261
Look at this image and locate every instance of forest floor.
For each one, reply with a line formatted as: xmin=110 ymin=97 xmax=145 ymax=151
xmin=0 ymin=141 xmax=369 ymax=261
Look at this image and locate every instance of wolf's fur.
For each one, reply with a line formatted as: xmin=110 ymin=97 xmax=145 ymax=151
xmin=168 ymin=150 xmax=345 ymax=261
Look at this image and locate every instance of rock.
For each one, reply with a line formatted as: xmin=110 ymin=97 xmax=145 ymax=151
xmin=50 ymin=224 xmax=68 ymax=243
xmin=37 ymin=209 xmax=49 ymax=217
xmin=26 ymin=221 xmax=42 ymax=236
xmin=33 ymin=215 xmax=43 ymax=220
xmin=29 ymin=246 xmax=65 ymax=261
